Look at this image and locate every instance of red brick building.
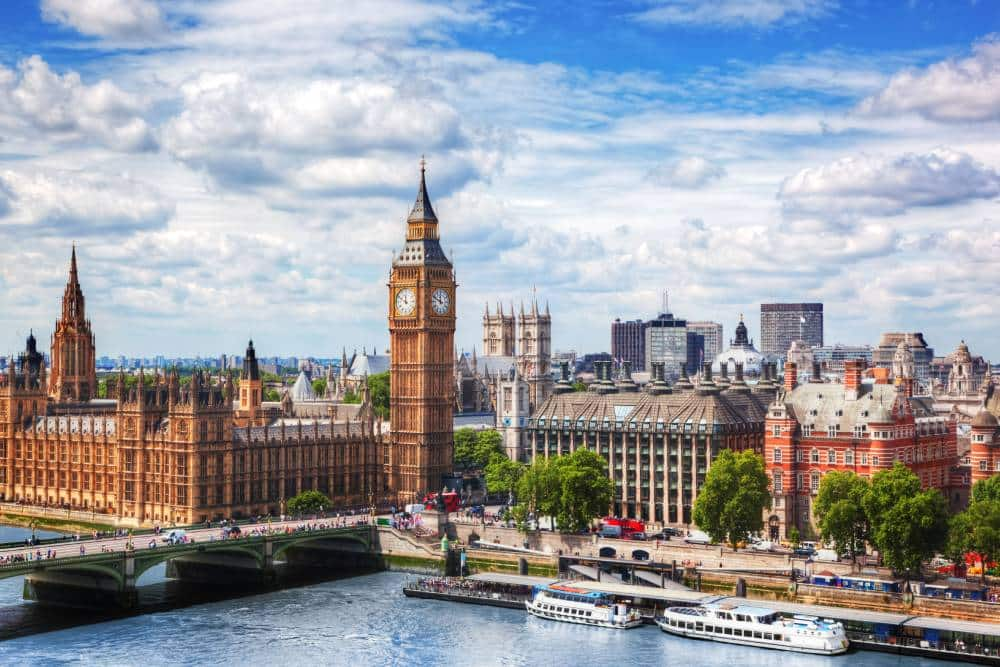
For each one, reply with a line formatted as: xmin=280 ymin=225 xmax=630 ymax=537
xmin=764 ymin=359 xmax=959 ymax=540
xmin=970 ymin=407 xmax=1000 ymax=485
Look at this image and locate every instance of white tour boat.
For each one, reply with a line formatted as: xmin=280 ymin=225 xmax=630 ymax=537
xmin=525 ymin=583 xmax=643 ymax=629
xmin=656 ymin=602 xmax=849 ymax=655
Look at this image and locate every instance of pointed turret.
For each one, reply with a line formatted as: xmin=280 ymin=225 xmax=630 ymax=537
xmin=407 ymin=157 xmax=438 ymax=223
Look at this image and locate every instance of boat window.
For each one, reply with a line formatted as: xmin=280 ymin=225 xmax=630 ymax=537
xmin=696 ymin=623 xmax=703 ymax=631
xmin=753 ymin=631 xmax=762 ymax=639
xmin=724 ymin=628 xmax=733 ymax=635
xmin=764 ymin=633 xmax=772 ymax=641
xmin=734 ymin=629 xmax=742 ymax=637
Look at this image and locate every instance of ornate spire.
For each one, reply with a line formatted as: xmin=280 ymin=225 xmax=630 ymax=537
xmin=407 ymin=157 xmax=438 ymax=223
xmin=62 ymin=244 xmax=86 ymax=324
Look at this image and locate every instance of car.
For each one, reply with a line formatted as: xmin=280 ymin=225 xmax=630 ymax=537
xmin=684 ymin=530 xmax=712 ymax=545
xmin=793 ymin=546 xmax=815 ymax=557
xmin=750 ymin=540 xmax=774 ymax=552
xmin=629 ymin=532 xmax=647 ymax=541
xmin=161 ymin=529 xmax=187 ymax=545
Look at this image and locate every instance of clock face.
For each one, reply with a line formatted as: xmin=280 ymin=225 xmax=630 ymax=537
xmin=431 ymin=288 xmax=450 ymax=315
xmin=395 ymin=288 xmax=416 ymax=316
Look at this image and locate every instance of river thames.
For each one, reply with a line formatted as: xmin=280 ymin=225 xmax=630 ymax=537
xmin=0 ymin=526 xmax=955 ymax=666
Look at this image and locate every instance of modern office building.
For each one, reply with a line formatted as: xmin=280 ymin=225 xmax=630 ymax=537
xmin=527 ymin=360 xmax=777 ymax=524
xmin=687 ymin=321 xmax=724 ymax=362
xmin=760 ymin=303 xmax=823 ymax=357
xmin=612 ymin=318 xmax=646 ymax=370
xmin=811 ymin=345 xmax=873 ymax=374
xmin=644 ymin=312 xmax=688 ymax=379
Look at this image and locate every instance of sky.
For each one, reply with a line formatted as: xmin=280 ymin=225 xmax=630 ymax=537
xmin=0 ymin=0 xmax=999 ymax=360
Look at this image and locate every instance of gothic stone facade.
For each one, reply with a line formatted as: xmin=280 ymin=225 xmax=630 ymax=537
xmin=387 ymin=166 xmax=456 ymax=502
xmin=0 ymin=250 xmax=382 ymax=525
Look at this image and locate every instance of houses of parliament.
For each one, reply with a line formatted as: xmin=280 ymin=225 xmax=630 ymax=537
xmin=0 ymin=166 xmax=453 ymax=523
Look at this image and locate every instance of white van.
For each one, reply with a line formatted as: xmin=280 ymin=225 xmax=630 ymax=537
xmin=814 ymin=548 xmax=839 ymax=562
xmin=161 ymin=529 xmax=187 ymax=545
xmin=684 ymin=530 xmax=711 ymax=545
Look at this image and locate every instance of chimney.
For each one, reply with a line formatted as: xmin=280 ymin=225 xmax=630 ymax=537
xmin=811 ymin=360 xmax=821 ymax=383
xmin=702 ymin=362 xmax=714 ymax=384
xmin=844 ymin=359 xmax=863 ymax=400
xmin=783 ymin=361 xmax=798 ymax=392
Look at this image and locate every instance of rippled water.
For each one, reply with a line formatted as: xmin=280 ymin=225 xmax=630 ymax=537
xmin=0 ymin=525 xmax=954 ymax=666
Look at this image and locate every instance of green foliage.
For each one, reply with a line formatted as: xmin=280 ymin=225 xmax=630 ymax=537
xmin=949 ymin=479 xmax=1000 ymax=583
xmin=572 ymin=381 xmax=587 ymax=392
xmin=367 ymin=371 xmax=390 ymax=419
xmin=485 ymin=453 xmax=526 ymax=498
xmin=692 ymin=449 xmax=772 ymax=549
xmin=261 ymin=372 xmax=283 ymax=384
xmin=286 ymin=490 xmax=332 ymax=515
xmin=814 ymin=471 xmax=870 ymax=559
xmin=864 ymin=463 xmax=949 ymax=576
xmin=97 ymin=379 xmax=108 ymax=399
xmin=264 ymin=388 xmax=281 ymax=402
xmin=453 ymin=428 xmax=478 ymax=467
xmin=513 ymin=450 xmax=612 ymax=533
xmin=342 ymin=389 xmax=361 ymax=404
xmin=787 ymin=525 xmax=801 ymax=548
xmin=453 ymin=428 xmax=505 ymax=469
xmin=972 ymin=474 xmax=1000 ymax=504
xmin=312 ymin=378 xmax=327 ymax=397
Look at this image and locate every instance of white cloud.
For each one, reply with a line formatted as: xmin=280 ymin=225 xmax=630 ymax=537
xmin=0 ymin=168 xmax=173 ymax=236
xmin=648 ymin=156 xmax=726 ymax=189
xmin=41 ymin=0 xmax=165 ymax=39
xmin=162 ymin=73 xmax=466 ymax=187
xmin=0 ymin=55 xmax=156 ymax=151
xmin=778 ymin=148 xmax=1000 ymax=219
xmin=631 ymin=0 xmax=836 ymax=29
xmin=858 ymin=36 xmax=1000 ymax=123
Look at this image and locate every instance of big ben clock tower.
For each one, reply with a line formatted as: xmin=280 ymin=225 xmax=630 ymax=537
xmin=388 ymin=161 xmax=456 ymax=502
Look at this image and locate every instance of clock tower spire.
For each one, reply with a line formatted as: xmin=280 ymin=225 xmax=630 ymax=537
xmin=387 ymin=160 xmax=456 ymax=502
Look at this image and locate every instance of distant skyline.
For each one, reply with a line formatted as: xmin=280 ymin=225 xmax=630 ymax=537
xmin=0 ymin=1 xmax=998 ymax=359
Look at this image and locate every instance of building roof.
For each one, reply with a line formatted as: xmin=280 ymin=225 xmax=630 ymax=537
xmin=348 ymin=354 xmax=389 ymax=378
xmin=781 ymin=382 xmax=906 ymax=430
xmin=290 ymin=371 xmax=316 ymax=401
xmin=531 ymin=379 xmax=769 ymax=431
xmin=972 ymin=409 xmax=999 ymax=429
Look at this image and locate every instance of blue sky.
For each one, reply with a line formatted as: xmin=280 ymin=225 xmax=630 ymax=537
xmin=0 ymin=0 xmax=998 ymax=361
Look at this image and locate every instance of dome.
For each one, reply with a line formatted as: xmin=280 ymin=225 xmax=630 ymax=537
xmin=953 ymin=340 xmax=972 ymax=363
xmin=972 ymin=409 xmax=998 ymax=429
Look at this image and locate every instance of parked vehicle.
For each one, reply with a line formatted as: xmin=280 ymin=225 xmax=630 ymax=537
xmin=814 ymin=549 xmax=839 ymax=563
xmin=793 ymin=546 xmax=815 ymax=557
xmin=684 ymin=530 xmax=712 ymax=545
xmin=751 ymin=540 xmax=774 ymax=552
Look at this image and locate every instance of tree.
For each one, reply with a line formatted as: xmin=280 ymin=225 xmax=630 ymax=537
xmin=572 ymin=381 xmax=587 ymax=392
xmin=516 ymin=457 xmax=558 ymax=529
xmin=787 ymin=525 xmax=801 ymax=548
xmin=453 ymin=428 xmax=478 ymax=468
xmin=814 ymin=471 xmax=870 ymax=560
xmin=287 ymin=490 xmax=332 ymax=515
xmin=312 ymin=378 xmax=327 ymax=397
xmin=949 ymin=476 xmax=1000 ymax=583
xmin=484 ymin=453 xmax=525 ymax=501
xmin=972 ymin=474 xmax=1000 ymax=504
xmin=342 ymin=389 xmax=361 ymax=404
xmin=264 ymin=388 xmax=281 ymax=402
xmin=473 ymin=430 xmax=504 ymax=468
xmin=367 ymin=371 xmax=390 ymax=419
xmin=864 ymin=463 xmax=949 ymax=576
xmin=692 ymin=449 xmax=771 ymax=549
xmin=554 ymin=448 xmax=613 ymax=533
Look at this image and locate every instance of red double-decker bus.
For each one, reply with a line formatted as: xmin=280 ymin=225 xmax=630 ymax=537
xmin=423 ymin=491 xmax=461 ymax=512
xmin=600 ymin=516 xmax=646 ymax=538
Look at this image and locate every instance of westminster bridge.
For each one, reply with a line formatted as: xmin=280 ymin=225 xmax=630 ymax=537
xmin=0 ymin=519 xmax=380 ymax=608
